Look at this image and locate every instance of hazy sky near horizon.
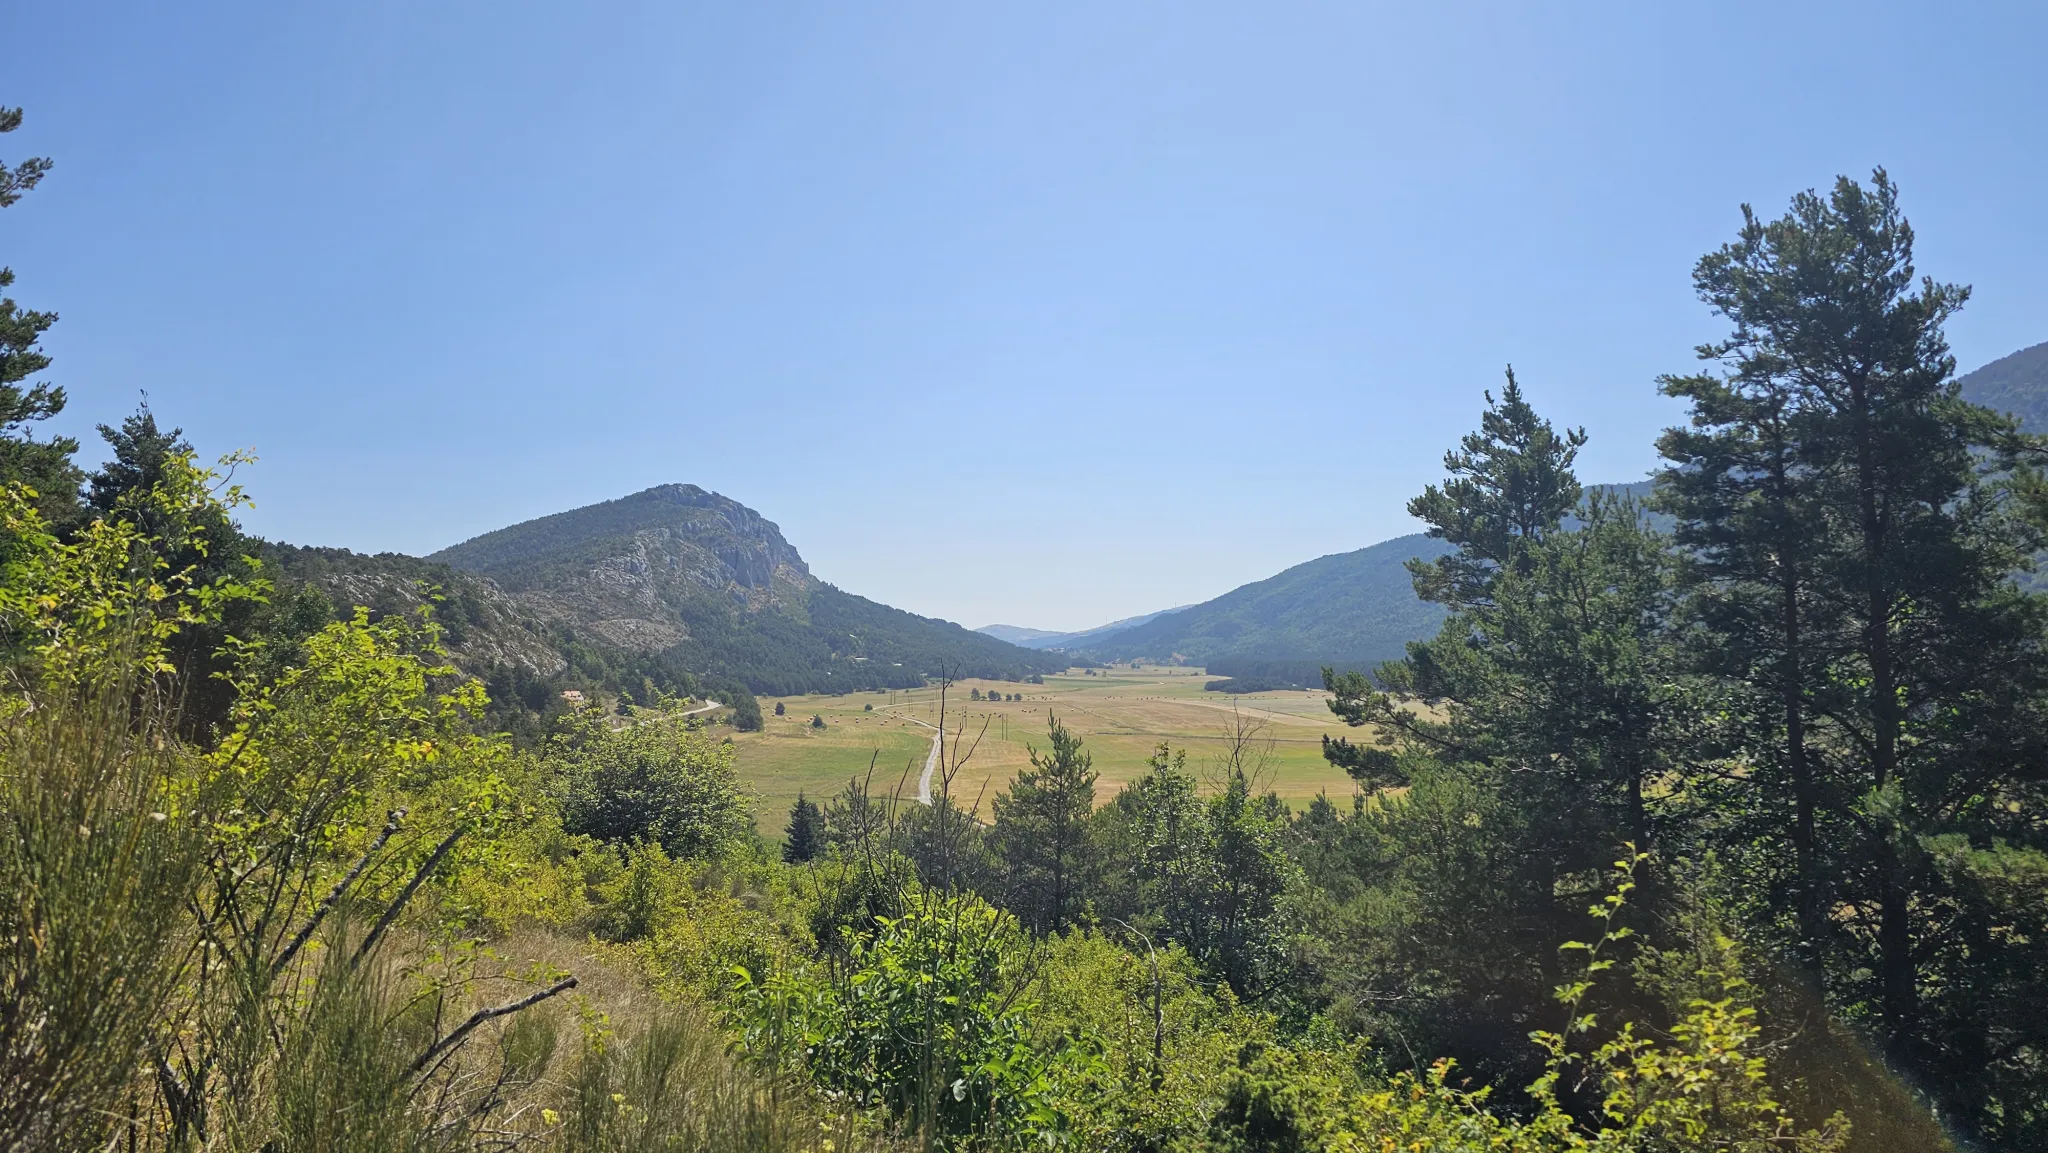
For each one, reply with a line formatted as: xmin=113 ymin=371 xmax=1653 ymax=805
xmin=7 ymin=3 xmax=2046 ymax=631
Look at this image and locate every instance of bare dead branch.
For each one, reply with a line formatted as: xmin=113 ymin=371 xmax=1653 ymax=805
xmin=353 ymin=827 xmax=462 ymax=968
xmin=407 ymin=977 xmax=579 ymax=1080
xmin=275 ymin=808 xmax=406 ymax=977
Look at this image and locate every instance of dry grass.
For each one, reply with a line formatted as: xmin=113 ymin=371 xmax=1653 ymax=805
xmin=736 ymin=664 xmax=1375 ymax=834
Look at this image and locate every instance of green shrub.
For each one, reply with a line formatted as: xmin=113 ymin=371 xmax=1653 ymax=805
xmin=1202 ymin=855 xmax=1849 ymax=1153
xmin=556 ymin=708 xmax=751 ymax=858
xmin=0 ymin=669 xmax=202 ymax=1149
xmin=1027 ymin=930 xmax=1260 ymax=1151
xmin=734 ymin=887 xmax=1099 ymax=1150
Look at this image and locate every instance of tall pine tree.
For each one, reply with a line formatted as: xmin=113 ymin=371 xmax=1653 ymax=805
xmin=1406 ymin=366 xmax=1587 ymax=610
xmin=1317 ymin=375 xmax=1700 ymax=1092
xmin=1658 ymin=170 xmax=2048 ymax=1143
xmin=0 ymin=106 xmax=80 ymax=522
xmin=989 ymin=713 xmax=1098 ymax=933
xmin=1330 ymin=375 xmax=1676 ymax=856
xmin=783 ymin=791 xmax=824 ymax=863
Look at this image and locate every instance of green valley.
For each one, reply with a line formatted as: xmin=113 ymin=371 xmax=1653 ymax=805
xmin=10 ymin=63 xmax=2048 ymax=1153
xmin=736 ymin=664 xmax=1365 ymax=833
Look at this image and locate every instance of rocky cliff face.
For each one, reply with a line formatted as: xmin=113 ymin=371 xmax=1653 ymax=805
xmin=261 ymin=545 xmax=571 ymax=679
xmin=427 ymin=484 xmax=814 ymax=653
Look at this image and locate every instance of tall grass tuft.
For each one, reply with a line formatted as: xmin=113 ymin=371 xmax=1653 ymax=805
xmin=0 ymin=658 xmax=201 ymax=1151
xmin=269 ymin=942 xmax=436 ymax=1153
xmin=562 ymin=1009 xmax=852 ymax=1153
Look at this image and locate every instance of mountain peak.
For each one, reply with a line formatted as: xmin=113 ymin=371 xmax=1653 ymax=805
xmin=423 ymin=484 xmax=812 ymax=653
xmin=406 ymin=484 xmax=1060 ymax=689
xmin=429 ymin=484 xmax=809 ymax=589
xmin=282 ymin=481 xmax=1059 ymax=696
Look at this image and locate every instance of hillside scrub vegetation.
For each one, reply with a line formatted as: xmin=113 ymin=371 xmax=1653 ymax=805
xmin=0 ymin=454 xmax=1867 ymax=1150
xmin=0 ymin=111 xmax=2037 ymax=1151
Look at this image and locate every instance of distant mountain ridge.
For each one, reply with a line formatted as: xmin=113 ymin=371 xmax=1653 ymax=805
xmin=1073 ymin=481 xmax=1660 ymax=672
xmin=976 ymin=624 xmax=1068 ymax=646
xmin=976 ymin=606 xmax=1191 ymax=651
xmin=1062 ymin=332 xmax=2048 ymax=675
xmin=280 ymin=484 xmax=1062 ymax=701
xmin=1084 ymin=533 xmax=1454 ymax=669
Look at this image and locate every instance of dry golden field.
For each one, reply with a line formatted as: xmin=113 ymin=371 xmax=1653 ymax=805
xmin=732 ymin=664 xmax=1371 ymax=834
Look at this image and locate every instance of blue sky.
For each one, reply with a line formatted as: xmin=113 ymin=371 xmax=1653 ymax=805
xmin=6 ymin=3 xmax=2044 ymax=631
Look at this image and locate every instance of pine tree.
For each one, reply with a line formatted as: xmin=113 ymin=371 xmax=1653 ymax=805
xmin=1657 ymin=170 xmax=2048 ymax=1140
xmin=78 ymin=405 xmax=263 ymax=737
xmin=782 ymin=792 xmax=825 ymax=863
xmin=726 ymin=686 xmax=763 ymax=732
xmin=989 ymin=713 xmax=1098 ymax=932
xmin=1093 ymin=742 xmax=1296 ymax=997
xmin=821 ymin=774 xmax=892 ymax=854
xmin=1406 ymin=366 xmax=1586 ymax=611
xmin=1657 ymin=331 xmax=1835 ymax=976
xmin=1327 ymin=374 xmax=1651 ymax=815
xmin=899 ymin=794 xmax=988 ymax=893
xmin=87 ymin=407 xmax=242 ymax=561
xmin=1321 ymin=379 xmax=1686 ymax=1074
xmin=0 ymin=106 xmax=80 ymax=522
xmin=1092 ymin=743 xmax=1205 ymax=941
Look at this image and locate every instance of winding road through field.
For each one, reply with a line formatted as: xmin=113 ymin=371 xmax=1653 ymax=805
xmin=905 ymin=716 xmax=941 ymax=805
xmin=866 ymin=706 xmax=943 ymax=805
xmin=868 ymin=674 xmax=1334 ymax=808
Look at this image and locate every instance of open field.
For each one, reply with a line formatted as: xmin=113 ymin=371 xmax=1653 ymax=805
xmin=732 ymin=664 xmax=1372 ymax=834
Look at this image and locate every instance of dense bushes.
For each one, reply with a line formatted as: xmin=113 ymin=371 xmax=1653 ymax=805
xmin=0 ymin=439 xmax=1927 ymax=1153
xmin=555 ymin=706 xmax=751 ymax=857
xmin=734 ymin=889 xmax=1091 ymax=1151
xmin=0 ymin=458 xmax=853 ymax=1151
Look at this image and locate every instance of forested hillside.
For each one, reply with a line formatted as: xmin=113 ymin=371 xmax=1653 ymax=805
xmin=261 ymin=544 xmax=567 ymax=679
xmin=1090 ymin=532 xmax=1453 ymax=666
xmin=1081 ymin=481 xmax=1659 ymax=671
xmin=430 ymin=483 xmax=811 ymax=617
xmin=1960 ymin=340 xmax=2048 ymax=431
xmin=251 ymin=485 xmax=1065 ymax=733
